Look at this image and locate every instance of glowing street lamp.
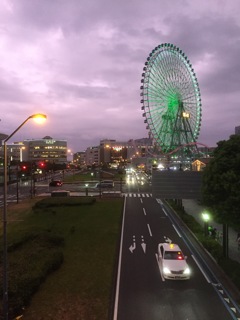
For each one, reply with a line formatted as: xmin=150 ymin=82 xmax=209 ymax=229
xmin=85 ymin=183 xmax=89 ymax=196
xmin=2 ymin=113 xmax=47 ymax=320
xmin=202 ymin=212 xmax=210 ymax=236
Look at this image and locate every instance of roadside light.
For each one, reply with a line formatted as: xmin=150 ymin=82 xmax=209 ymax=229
xmin=85 ymin=183 xmax=89 ymax=196
xmin=202 ymin=212 xmax=210 ymax=236
xmin=202 ymin=212 xmax=210 ymax=222
xmin=31 ymin=113 xmax=47 ymax=124
xmin=182 ymin=111 xmax=190 ymax=118
xmin=3 ymin=113 xmax=47 ymax=319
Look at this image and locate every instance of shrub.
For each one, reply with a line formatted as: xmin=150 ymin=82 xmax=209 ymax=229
xmin=219 ymin=258 xmax=240 ymax=288
xmin=0 ymin=232 xmax=64 ymax=319
xmin=167 ymin=200 xmax=240 ymax=292
xmin=33 ymin=196 xmax=96 ymax=210
xmin=200 ymin=237 xmax=223 ymax=262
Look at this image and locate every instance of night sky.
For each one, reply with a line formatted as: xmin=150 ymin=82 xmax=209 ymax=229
xmin=0 ymin=0 xmax=239 ymax=152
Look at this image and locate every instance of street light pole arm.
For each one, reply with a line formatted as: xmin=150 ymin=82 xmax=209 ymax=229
xmin=3 ymin=116 xmax=32 ymax=143
xmin=2 ymin=113 xmax=47 ymax=320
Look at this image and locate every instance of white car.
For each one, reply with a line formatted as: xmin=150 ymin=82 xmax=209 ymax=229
xmin=158 ymin=242 xmax=190 ymax=280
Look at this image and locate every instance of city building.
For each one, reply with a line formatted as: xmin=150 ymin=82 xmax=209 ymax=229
xmin=72 ymin=138 xmax=154 ymax=168
xmin=191 ymin=158 xmax=212 ymax=171
xmin=98 ymin=138 xmax=154 ymax=167
xmin=20 ymin=136 xmax=67 ymax=164
xmin=72 ymin=151 xmax=86 ymax=167
xmin=235 ymin=126 xmax=240 ymax=135
xmin=85 ymin=146 xmax=99 ymax=166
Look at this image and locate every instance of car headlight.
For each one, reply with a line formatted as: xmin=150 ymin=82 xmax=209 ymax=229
xmin=183 ymin=267 xmax=190 ymax=275
xmin=163 ymin=267 xmax=171 ymax=274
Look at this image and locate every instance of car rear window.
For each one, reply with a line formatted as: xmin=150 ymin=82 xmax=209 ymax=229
xmin=164 ymin=251 xmax=184 ymax=260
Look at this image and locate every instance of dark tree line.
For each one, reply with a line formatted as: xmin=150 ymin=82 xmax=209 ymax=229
xmin=202 ymin=134 xmax=240 ymax=226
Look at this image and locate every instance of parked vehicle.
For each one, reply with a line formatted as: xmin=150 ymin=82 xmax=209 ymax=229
xmin=95 ymin=180 xmax=114 ymax=188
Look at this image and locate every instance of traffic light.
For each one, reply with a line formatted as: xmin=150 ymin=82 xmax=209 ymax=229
xmin=36 ymin=161 xmax=45 ymax=169
xmin=20 ymin=162 xmax=31 ymax=174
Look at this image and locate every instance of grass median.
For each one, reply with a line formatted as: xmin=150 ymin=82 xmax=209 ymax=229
xmin=0 ymin=196 xmax=123 ymax=320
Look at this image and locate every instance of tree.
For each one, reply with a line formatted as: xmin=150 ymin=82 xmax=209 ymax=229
xmin=202 ymin=134 xmax=240 ymax=226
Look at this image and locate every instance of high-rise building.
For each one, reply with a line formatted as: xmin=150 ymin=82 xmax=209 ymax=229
xmin=85 ymin=146 xmax=99 ymax=166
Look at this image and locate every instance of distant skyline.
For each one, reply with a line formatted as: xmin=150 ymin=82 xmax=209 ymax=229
xmin=0 ymin=0 xmax=240 ymax=152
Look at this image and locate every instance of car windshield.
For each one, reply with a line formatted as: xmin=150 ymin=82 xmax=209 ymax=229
xmin=164 ymin=251 xmax=184 ymax=260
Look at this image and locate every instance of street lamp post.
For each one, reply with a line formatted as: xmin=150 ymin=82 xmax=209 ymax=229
xmin=202 ymin=212 xmax=210 ymax=237
xmin=2 ymin=113 xmax=47 ymax=320
xmin=16 ymin=163 xmax=19 ymax=204
xmin=85 ymin=183 xmax=89 ymax=196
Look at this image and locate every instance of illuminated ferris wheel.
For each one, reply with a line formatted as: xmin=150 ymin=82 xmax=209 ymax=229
xmin=140 ymin=43 xmax=202 ymax=154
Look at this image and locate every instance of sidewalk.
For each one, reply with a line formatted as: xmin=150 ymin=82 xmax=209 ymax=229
xmin=182 ymin=199 xmax=240 ymax=264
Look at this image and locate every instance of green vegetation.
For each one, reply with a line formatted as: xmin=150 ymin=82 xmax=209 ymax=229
xmin=168 ymin=200 xmax=240 ymax=290
xmin=63 ymin=169 xmax=125 ymax=184
xmin=0 ymin=197 xmax=123 ymax=320
xmin=202 ymin=134 xmax=240 ymax=226
xmin=63 ymin=171 xmax=94 ymax=182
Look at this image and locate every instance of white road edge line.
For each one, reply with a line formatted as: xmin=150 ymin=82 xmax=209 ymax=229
xmin=162 ymin=208 xmax=168 ymax=216
xmin=156 ymin=198 xmax=163 ymax=205
xmin=113 ymin=196 xmax=127 ymax=320
xmin=172 ymin=224 xmax=182 ymax=237
xmin=191 ymin=254 xmax=211 ymax=283
xmin=143 ymin=208 xmax=146 ymax=216
xmin=147 ymin=223 xmax=152 ymax=237
xmin=155 ymin=253 xmax=165 ymax=281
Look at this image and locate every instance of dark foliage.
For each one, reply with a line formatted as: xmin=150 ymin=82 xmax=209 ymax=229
xmin=202 ymin=135 xmax=240 ymax=226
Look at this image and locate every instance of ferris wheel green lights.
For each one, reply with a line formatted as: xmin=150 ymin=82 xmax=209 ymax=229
xmin=140 ymin=43 xmax=202 ymax=154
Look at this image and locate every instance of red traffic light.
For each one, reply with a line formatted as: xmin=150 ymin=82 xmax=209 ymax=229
xmin=38 ymin=162 xmax=45 ymax=168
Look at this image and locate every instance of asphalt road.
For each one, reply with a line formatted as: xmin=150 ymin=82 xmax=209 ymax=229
xmin=2 ymin=177 xmax=240 ymax=319
xmin=113 ymin=196 xmax=240 ymax=320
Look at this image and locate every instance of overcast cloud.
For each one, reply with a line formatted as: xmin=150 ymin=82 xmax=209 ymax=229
xmin=0 ymin=0 xmax=240 ymax=152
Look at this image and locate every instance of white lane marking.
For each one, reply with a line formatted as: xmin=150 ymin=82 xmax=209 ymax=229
xmin=155 ymin=253 xmax=165 ymax=281
xmin=172 ymin=224 xmax=182 ymax=237
xmin=140 ymin=198 xmax=143 ymax=203
xmin=164 ymin=236 xmax=172 ymax=243
xmin=141 ymin=242 xmax=146 ymax=253
xmin=192 ymin=254 xmax=211 ymax=283
xmin=141 ymin=235 xmax=146 ymax=253
xmin=129 ymin=242 xmax=136 ymax=253
xmin=147 ymin=223 xmax=152 ymax=237
xmin=162 ymin=208 xmax=168 ymax=216
xmin=156 ymin=198 xmax=163 ymax=205
xmin=143 ymin=208 xmax=146 ymax=216
xmin=113 ymin=196 xmax=127 ymax=319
